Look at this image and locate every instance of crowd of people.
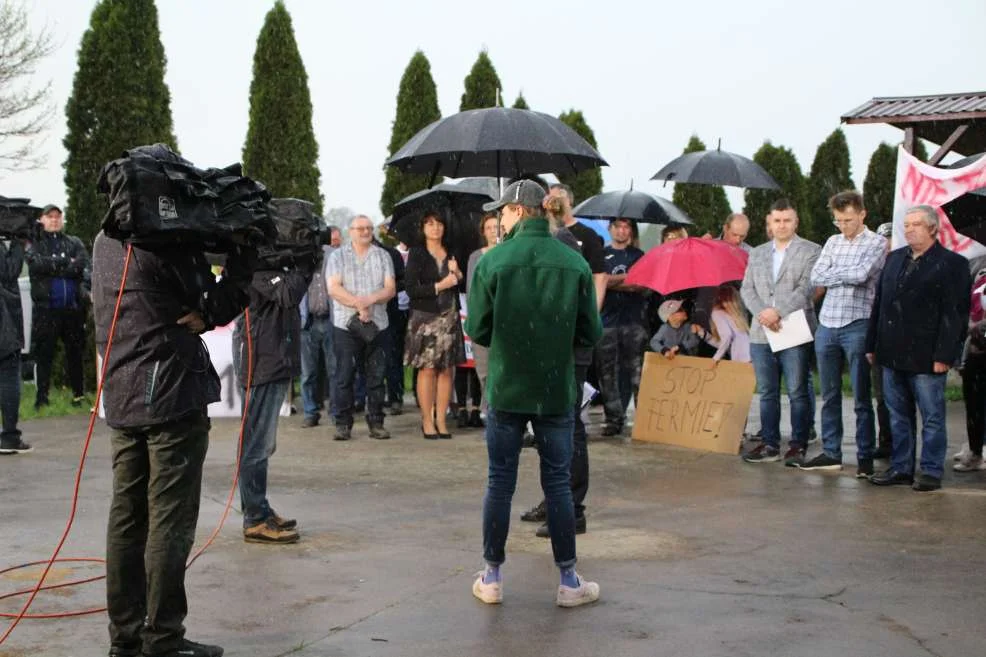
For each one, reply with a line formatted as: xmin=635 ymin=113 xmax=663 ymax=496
xmin=2 ymin=178 xmax=985 ymax=657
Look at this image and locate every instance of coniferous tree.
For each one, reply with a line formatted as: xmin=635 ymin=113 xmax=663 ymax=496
xmin=380 ymin=50 xmax=440 ymax=217
xmin=242 ymin=0 xmax=321 ymax=211
xmin=805 ymin=128 xmax=853 ymax=243
xmin=556 ymin=109 xmax=603 ymax=205
xmin=512 ymin=93 xmax=529 ymax=109
xmin=670 ymin=135 xmax=732 ymax=236
xmin=63 ymin=0 xmax=177 ymax=249
xmin=863 ymin=142 xmax=897 ymax=227
xmin=62 ymin=0 xmax=176 ymax=389
xmin=460 ymin=50 xmax=502 ymax=111
xmin=742 ymin=141 xmax=807 ymax=245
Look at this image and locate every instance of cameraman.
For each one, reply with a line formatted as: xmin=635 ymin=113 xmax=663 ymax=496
xmin=232 ymin=247 xmax=313 ymax=544
xmin=0 ymin=235 xmax=29 ymax=454
xmin=93 ymin=233 xmax=253 ymax=657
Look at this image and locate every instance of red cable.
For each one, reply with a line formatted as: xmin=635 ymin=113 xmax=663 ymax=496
xmin=0 ymin=252 xmax=254 ymax=637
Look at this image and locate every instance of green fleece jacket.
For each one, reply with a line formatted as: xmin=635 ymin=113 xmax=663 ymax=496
xmin=465 ymin=217 xmax=602 ymax=415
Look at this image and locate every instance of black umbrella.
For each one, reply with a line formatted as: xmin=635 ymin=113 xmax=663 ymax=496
xmin=572 ymin=189 xmax=693 ymax=225
xmin=385 ymin=107 xmax=607 ymax=182
xmin=389 ymin=178 xmax=498 ymax=270
xmin=651 ymin=143 xmax=780 ymax=190
xmin=943 ymin=187 xmax=986 ymax=244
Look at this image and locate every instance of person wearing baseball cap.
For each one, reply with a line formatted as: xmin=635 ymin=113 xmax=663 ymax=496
xmin=466 ymin=179 xmax=603 ymax=608
xmin=25 ymin=203 xmax=90 ymax=410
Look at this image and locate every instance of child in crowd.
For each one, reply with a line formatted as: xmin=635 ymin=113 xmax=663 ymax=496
xmin=692 ymin=285 xmax=751 ymax=365
xmin=650 ymin=299 xmax=701 ymax=359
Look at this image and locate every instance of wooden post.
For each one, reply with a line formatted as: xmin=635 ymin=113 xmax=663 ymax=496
xmin=903 ymin=127 xmax=915 ymax=154
xmin=929 ymin=124 xmax=969 ymax=166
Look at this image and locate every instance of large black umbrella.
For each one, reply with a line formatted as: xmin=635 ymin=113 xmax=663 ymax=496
xmin=572 ymin=189 xmax=693 ymax=225
xmin=651 ymin=144 xmax=780 ymax=190
xmin=385 ymin=107 xmax=607 ymax=182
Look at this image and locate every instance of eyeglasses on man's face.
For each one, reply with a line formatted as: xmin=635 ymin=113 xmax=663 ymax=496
xmin=350 ymin=225 xmax=373 ymax=232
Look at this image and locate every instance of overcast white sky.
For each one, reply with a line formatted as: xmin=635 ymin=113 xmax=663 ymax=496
xmin=3 ymin=0 xmax=985 ymax=225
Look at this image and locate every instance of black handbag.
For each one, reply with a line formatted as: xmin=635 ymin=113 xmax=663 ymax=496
xmin=346 ymin=314 xmax=380 ymax=343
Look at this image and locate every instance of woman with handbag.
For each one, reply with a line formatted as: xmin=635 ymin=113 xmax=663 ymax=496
xmin=404 ymin=212 xmax=466 ymax=439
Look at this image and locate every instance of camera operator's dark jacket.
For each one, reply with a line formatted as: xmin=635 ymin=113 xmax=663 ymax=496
xmin=0 ymin=240 xmax=25 ymax=359
xmin=232 ymin=268 xmax=311 ymax=388
xmin=92 ymin=233 xmax=250 ymax=429
xmin=26 ymin=230 xmax=90 ymax=309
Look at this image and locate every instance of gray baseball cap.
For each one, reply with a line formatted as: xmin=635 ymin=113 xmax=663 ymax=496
xmin=482 ymin=179 xmax=547 ymax=212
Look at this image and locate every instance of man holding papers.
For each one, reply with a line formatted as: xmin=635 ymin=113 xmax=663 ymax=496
xmin=799 ymin=191 xmax=886 ymax=478
xmin=740 ymin=199 xmax=821 ymax=466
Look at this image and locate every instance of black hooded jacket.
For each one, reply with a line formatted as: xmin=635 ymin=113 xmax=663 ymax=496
xmin=92 ymin=233 xmax=250 ymax=429
xmin=26 ymin=230 xmax=90 ymax=308
xmin=232 ymin=267 xmax=311 ymax=388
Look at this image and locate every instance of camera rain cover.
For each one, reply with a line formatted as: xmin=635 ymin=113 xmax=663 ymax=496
xmin=96 ymin=144 xmax=276 ymax=249
xmin=0 ymin=196 xmax=41 ymax=239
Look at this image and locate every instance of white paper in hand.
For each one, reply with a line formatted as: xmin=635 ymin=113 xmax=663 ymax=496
xmin=764 ymin=309 xmax=814 ymax=353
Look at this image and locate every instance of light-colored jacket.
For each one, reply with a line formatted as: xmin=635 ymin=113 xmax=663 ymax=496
xmin=740 ymin=235 xmax=822 ymax=344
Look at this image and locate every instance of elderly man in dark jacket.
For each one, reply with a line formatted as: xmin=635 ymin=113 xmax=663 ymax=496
xmin=866 ymin=205 xmax=971 ymax=492
xmin=93 ymin=232 xmax=253 ymax=657
xmin=0 ymin=236 xmax=29 ymax=454
xmin=232 ymin=258 xmax=312 ymax=544
xmin=26 ymin=204 xmax=90 ymax=409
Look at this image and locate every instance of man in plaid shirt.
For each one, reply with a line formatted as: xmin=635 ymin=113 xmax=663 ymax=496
xmin=800 ymin=191 xmax=887 ymax=477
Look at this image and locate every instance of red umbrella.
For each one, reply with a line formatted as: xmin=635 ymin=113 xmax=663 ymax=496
xmin=626 ymin=237 xmax=748 ymax=295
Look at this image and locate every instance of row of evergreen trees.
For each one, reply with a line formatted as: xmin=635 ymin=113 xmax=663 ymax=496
xmin=383 ymin=47 xmax=916 ymax=246
xmin=61 ymin=1 xmax=918 ymax=256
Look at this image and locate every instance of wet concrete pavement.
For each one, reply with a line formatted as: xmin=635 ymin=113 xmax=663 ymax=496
xmin=1 ymin=401 xmax=984 ymax=657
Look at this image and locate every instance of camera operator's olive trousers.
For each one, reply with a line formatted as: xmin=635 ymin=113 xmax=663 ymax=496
xmin=105 ymin=411 xmax=209 ymax=656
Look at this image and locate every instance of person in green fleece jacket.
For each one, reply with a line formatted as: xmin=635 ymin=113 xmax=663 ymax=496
xmin=465 ymin=179 xmax=603 ymax=608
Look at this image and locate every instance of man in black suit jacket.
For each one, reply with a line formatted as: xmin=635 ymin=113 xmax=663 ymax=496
xmin=866 ymin=205 xmax=971 ymax=491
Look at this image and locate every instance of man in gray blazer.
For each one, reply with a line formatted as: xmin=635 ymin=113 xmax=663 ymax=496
xmin=740 ymin=199 xmax=822 ymax=466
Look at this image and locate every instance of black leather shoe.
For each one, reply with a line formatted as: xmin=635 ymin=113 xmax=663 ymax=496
xmin=912 ymin=473 xmax=942 ymax=492
xmin=520 ymin=501 xmax=546 ymax=522
xmin=535 ymin=516 xmax=587 ymax=538
xmin=456 ymin=408 xmax=470 ymax=428
xmin=872 ymin=443 xmax=893 ymax=460
xmin=469 ymin=409 xmax=484 ymax=428
xmin=145 ymin=639 xmax=224 ymax=657
xmin=869 ymin=468 xmax=913 ymax=486
xmin=333 ymin=425 xmax=352 ymax=441
xmin=422 ymin=425 xmax=439 ymax=440
xmin=108 ymin=644 xmax=140 ymax=657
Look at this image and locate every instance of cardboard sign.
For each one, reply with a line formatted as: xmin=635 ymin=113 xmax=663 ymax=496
xmin=632 ymin=353 xmax=755 ymax=455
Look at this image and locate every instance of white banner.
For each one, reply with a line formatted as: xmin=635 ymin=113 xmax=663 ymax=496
xmin=892 ymin=146 xmax=986 ymax=258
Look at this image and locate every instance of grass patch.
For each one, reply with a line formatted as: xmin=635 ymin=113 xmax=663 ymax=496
xmin=18 ymin=383 xmax=90 ymax=421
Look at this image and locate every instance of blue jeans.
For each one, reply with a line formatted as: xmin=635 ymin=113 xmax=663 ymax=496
xmin=300 ymin=316 xmax=335 ymax=420
xmin=332 ymin=327 xmax=386 ymax=428
xmin=483 ymin=408 xmax=577 ymax=569
xmin=883 ymin=368 xmax=948 ymax=478
xmin=0 ymin=353 xmax=21 ymax=443
xmin=750 ymin=342 xmax=812 ymax=450
xmin=815 ymin=321 xmax=875 ymax=460
xmin=238 ymin=378 xmax=289 ymax=527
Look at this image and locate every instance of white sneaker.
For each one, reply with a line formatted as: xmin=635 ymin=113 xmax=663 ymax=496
xmin=954 ymin=453 xmax=986 ymax=472
xmin=953 ymin=444 xmax=972 ymax=461
xmin=472 ymin=572 xmax=502 ymax=604
xmin=556 ymin=574 xmax=600 ymax=608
